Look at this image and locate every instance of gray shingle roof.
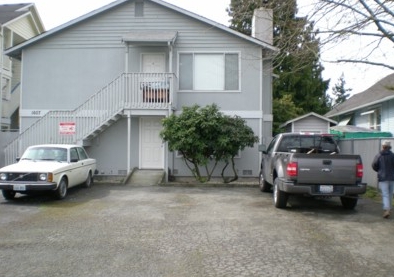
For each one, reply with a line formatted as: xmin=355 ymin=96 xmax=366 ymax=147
xmin=0 ymin=4 xmax=32 ymax=25
xmin=325 ymin=72 xmax=394 ymax=117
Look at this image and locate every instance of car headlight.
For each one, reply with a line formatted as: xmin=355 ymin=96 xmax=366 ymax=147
xmin=39 ymin=173 xmax=48 ymax=181
xmin=0 ymin=173 xmax=7 ymax=181
xmin=39 ymin=173 xmax=53 ymax=182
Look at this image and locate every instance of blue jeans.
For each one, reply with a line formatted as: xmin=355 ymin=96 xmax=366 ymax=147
xmin=379 ymin=181 xmax=394 ymax=211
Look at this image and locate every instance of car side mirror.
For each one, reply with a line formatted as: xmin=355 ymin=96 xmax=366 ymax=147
xmin=16 ymin=157 xmax=21 ymax=162
xmin=70 ymin=158 xmax=79 ymax=163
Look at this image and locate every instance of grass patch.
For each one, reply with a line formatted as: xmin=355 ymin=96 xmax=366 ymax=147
xmin=362 ymin=186 xmax=381 ymax=202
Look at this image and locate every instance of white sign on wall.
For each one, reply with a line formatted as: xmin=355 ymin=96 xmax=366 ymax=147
xmin=59 ymin=122 xmax=76 ymax=135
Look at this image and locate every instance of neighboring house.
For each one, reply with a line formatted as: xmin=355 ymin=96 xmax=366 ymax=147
xmin=0 ymin=3 xmax=45 ymax=130
xmin=325 ymin=73 xmax=394 ymax=132
xmin=4 ymin=0 xmax=277 ymax=180
xmin=279 ymin=112 xmax=337 ymax=134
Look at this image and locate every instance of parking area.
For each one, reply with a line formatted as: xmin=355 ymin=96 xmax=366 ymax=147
xmin=0 ymin=183 xmax=393 ymax=277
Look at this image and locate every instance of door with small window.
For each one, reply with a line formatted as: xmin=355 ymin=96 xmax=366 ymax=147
xmin=142 ymin=53 xmax=165 ymax=73
xmin=140 ymin=117 xmax=164 ymax=169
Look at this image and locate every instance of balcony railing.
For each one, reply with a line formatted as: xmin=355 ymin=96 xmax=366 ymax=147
xmin=4 ymin=72 xmax=177 ymax=165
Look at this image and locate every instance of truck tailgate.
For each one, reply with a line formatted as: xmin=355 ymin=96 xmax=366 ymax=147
xmin=294 ymin=154 xmax=359 ymax=185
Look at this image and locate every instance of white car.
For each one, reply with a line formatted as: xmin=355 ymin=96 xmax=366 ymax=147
xmin=0 ymin=144 xmax=97 ymax=200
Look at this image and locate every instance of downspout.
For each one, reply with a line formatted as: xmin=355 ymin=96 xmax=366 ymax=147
xmin=127 ymin=113 xmax=131 ymax=174
xmin=165 ymin=41 xmax=174 ymax=182
xmin=124 ymin=42 xmax=131 ymax=174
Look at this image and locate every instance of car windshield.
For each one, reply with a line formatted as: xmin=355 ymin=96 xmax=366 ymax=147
xmin=21 ymin=147 xmax=67 ymax=162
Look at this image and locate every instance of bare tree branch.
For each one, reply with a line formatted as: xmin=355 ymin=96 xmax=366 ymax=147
xmin=336 ymin=59 xmax=394 ymax=70
xmin=307 ymin=0 xmax=394 ymax=70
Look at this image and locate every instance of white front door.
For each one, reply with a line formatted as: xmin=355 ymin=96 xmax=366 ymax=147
xmin=142 ymin=53 xmax=166 ymax=73
xmin=140 ymin=117 xmax=164 ymax=169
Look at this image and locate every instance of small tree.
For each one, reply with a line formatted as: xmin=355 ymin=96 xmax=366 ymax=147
xmin=331 ymin=73 xmax=352 ymax=107
xmin=160 ymin=104 xmax=258 ymax=183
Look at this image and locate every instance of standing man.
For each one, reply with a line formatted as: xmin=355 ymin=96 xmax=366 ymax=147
xmin=372 ymin=140 xmax=394 ymax=219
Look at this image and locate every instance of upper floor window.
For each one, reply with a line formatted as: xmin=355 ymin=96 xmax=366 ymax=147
xmin=179 ymin=53 xmax=239 ymax=91
xmin=361 ymin=108 xmax=381 ymax=130
xmin=370 ymin=109 xmax=381 ymax=130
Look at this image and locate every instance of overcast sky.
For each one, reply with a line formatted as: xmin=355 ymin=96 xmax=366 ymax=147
xmin=2 ymin=0 xmax=392 ymax=96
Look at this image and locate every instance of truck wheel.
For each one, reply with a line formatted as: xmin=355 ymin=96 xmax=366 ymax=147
xmin=273 ymin=178 xmax=288 ymax=209
xmin=340 ymin=196 xmax=358 ymax=209
xmin=259 ymin=170 xmax=271 ymax=192
xmin=2 ymin=190 xmax=16 ymax=200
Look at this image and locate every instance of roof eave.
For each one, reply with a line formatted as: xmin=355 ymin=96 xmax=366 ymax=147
xmin=279 ymin=112 xmax=337 ymax=128
xmin=5 ymin=0 xmax=129 ymax=58
xmin=327 ymin=95 xmax=394 ymax=118
xmin=2 ymin=4 xmax=45 ymax=32
xmin=152 ymin=0 xmax=278 ymax=52
xmin=5 ymin=0 xmax=278 ymax=59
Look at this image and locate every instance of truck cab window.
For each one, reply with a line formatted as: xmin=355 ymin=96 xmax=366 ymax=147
xmin=267 ymin=136 xmax=279 ymax=154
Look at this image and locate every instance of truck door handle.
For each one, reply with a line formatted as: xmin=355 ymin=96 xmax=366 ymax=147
xmin=323 ymin=160 xmax=332 ymax=165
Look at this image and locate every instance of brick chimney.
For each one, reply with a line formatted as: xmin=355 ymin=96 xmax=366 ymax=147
xmin=252 ymin=8 xmax=273 ymax=45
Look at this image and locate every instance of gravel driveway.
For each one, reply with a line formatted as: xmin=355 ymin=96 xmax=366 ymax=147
xmin=0 ymin=183 xmax=393 ymax=277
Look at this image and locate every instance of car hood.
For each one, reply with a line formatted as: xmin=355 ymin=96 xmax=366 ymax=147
xmin=0 ymin=160 xmax=68 ymax=173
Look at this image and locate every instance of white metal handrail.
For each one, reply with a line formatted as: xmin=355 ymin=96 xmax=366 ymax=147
xmin=4 ymin=73 xmax=176 ymax=165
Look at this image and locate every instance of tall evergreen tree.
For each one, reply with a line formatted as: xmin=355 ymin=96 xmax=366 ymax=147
xmin=331 ymin=73 xmax=351 ymax=107
xmin=227 ymin=0 xmax=331 ymax=134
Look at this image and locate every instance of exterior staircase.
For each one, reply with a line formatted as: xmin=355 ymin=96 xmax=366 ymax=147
xmin=4 ymin=72 xmax=176 ymax=165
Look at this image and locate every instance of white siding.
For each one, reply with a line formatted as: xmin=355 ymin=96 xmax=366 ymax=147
xmin=7 ymin=17 xmax=40 ymax=39
xmin=23 ymin=1 xmax=265 ymax=112
xmin=18 ymin=0 xmax=272 ymax=178
xmin=293 ymin=116 xmax=329 ymax=133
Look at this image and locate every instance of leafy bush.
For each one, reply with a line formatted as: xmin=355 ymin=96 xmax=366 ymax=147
xmin=160 ymin=104 xmax=258 ymax=183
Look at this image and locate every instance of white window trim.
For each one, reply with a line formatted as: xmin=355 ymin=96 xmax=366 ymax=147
xmin=369 ymin=108 xmax=381 ymax=131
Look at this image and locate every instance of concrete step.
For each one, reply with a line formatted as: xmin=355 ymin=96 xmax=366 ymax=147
xmin=126 ymin=169 xmax=165 ymax=186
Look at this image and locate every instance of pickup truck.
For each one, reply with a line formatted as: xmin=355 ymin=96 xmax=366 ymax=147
xmin=259 ymin=133 xmax=366 ymax=209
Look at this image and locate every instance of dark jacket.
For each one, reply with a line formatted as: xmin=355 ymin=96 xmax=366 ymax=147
xmin=372 ymin=149 xmax=394 ymax=181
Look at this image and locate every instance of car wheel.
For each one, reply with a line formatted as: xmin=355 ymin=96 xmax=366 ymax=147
xmin=82 ymin=172 xmax=93 ymax=188
xmin=340 ymin=196 xmax=358 ymax=210
xmin=54 ymin=178 xmax=68 ymax=200
xmin=273 ymin=178 xmax=288 ymax=209
xmin=259 ymin=170 xmax=271 ymax=193
xmin=2 ymin=190 xmax=16 ymax=200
